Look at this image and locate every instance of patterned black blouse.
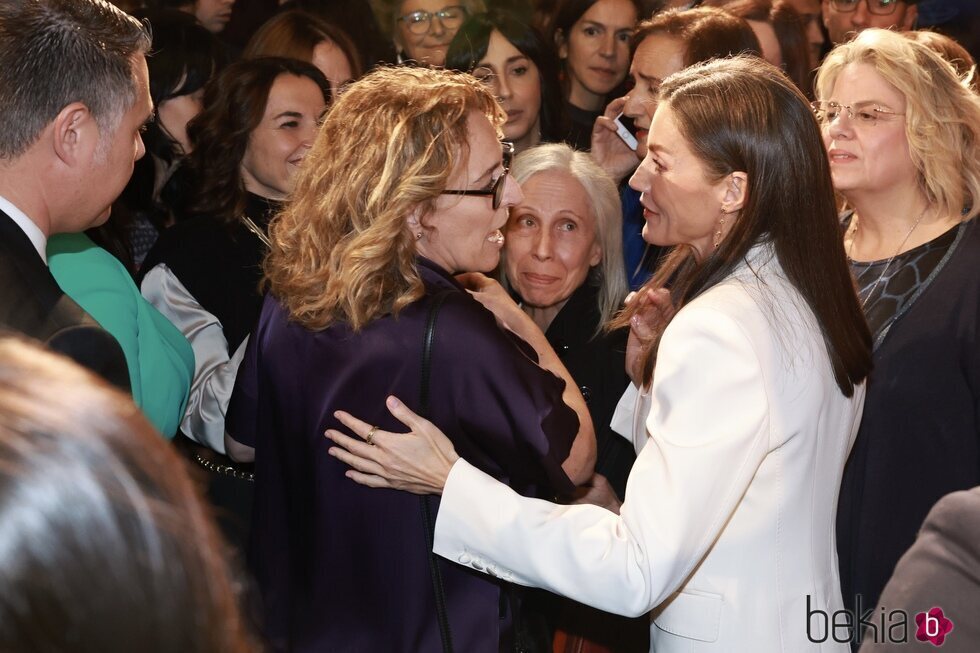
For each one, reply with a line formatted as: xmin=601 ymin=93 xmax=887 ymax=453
xmin=844 ymin=214 xmax=962 ymax=342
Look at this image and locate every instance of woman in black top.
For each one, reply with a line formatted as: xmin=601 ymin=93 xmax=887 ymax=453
xmin=140 ymin=57 xmax=330 ymax=545
xmin=550 ymin=0 xmax=640 ymax=150
xmin=814 ymin=29 xmax=980 ymax=628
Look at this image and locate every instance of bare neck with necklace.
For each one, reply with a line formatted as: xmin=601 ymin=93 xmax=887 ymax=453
xmin=845 ymin=199 xmax=962 ymax=263
xmin=845 ymin=203 xmax=961 ymax=339
xmin=846 ymin=204 xmax=930 ymax=307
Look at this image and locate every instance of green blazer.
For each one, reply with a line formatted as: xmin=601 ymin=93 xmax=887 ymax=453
xmin=48 ymin=233 xmax=194 ymax=437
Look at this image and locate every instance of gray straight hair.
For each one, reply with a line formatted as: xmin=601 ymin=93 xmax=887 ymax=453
xmin=503 ymin=142 xmax=628 ymax=334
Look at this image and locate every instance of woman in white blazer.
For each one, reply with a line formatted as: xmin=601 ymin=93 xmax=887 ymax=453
xmin=327 ymin=56 xmax=872 ymax=652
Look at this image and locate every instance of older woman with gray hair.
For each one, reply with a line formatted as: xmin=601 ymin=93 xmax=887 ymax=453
xmin=502 ymin=142 xmax=631 ymax=499
xmin=502 ymin=139 xmax=642 ymax=653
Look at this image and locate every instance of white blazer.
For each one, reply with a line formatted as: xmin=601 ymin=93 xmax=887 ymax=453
xmin=434 ymin=244 xmax=865 ymax=652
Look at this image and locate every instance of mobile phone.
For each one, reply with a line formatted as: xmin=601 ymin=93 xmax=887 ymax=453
xmin=613 ymin=112 xmax=638 ymax=150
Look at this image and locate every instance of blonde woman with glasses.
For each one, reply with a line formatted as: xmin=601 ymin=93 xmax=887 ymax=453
xmin=813 ymin=28 xmax=980 ymax=635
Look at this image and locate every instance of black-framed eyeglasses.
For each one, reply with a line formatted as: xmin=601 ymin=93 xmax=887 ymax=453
xmin=810 ymin=100 xmax=904 ymax=126
xmin=829 ymin=0 xmax=903 ymax=16
xmin=441 ymin=142 xmax=514 ymax=210
xmin=397 ymin=5 xmax=468 ymax=36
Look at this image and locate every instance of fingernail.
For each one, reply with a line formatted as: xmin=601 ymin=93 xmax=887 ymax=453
xmin=387 ymin=396 xmax=401 ymax=408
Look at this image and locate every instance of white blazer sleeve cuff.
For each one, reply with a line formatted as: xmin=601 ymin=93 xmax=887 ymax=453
xmin=434 ymin=459 xmax=530 ymax=584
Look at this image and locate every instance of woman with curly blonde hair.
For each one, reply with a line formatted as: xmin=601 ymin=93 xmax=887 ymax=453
xmin=813 ymin=28 xmax=980 ymax=627
xmin=225 ymin=65 xmax=595 ymax=653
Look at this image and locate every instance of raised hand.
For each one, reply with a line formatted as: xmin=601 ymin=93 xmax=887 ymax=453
xmin=591 ymin=96 xmax=641 ymax=184
xmin=625 ymin=287 xmax=674 ymax=385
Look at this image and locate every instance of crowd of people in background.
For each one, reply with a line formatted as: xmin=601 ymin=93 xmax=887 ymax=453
xmin=0 ymin=0 xmax=978 ymax=651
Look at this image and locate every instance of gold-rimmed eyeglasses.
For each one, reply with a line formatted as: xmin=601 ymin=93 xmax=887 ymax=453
xmin=810 ymin=101 xmax=905 ymax=127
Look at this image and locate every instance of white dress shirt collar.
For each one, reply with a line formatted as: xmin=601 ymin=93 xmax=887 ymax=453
xmin=0 ymin=194 xmax=47 ymax=264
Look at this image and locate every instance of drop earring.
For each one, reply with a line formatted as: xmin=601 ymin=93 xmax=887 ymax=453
xmin=713 ymin=215 xmax=727 ymax=250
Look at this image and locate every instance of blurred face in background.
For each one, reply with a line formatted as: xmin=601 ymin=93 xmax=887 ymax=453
xmin=312 ymin=39 xmax=354 ymax=96
xmin=192 ymin=0 xmax=236 ymax=34
xmin=505 ymin=168 xmax=601 ymax=324
xmin=747 ymin=19 xmax=783 ymax=67
xmin=472 ymin=30 xmax=543 ymax=152
xmin=786 ymin=0 xmax=826 ymax=65
xmin=622 ymin=33 xmax=686 ymax=157
xmin=559 ymin=0 xmax=637 ymax=111
xmin=158 ymin=87 xmax=205 ymax=155
xmin=396 ymin=0 xmax=469 ymax=66
xmin=240 ymin=74 xmax=327 ymax=201
xmin=821 ymin=0 xmax=917 ymax=46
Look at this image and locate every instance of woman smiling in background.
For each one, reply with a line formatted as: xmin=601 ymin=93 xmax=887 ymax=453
xmin=140 ymin=58 xmax=330 ymax=549
xmin=384 ymin=0 xmax=483 ymax=66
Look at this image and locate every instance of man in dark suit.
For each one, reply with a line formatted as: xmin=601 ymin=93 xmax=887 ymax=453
xmin=0 ymin=0 xmax=154 ymax=391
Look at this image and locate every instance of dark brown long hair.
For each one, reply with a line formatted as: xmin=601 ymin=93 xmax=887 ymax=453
xmin=615 ymin=56 xmax=871 ymax=395
xmin=445 ymin=10 xmax=569 ymax=144
xmin=0 ymin=337 xmax=257 ymax=653
xmin=180 ymin=57 xmax=331 ymax=224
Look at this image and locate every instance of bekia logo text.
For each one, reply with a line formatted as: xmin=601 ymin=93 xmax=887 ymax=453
xmin=806 ymin=595 xmax=954 ymax=647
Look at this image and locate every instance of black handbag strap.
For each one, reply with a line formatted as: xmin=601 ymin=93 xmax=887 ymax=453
xmin=419 ymin=290 xmax=453 ymax=653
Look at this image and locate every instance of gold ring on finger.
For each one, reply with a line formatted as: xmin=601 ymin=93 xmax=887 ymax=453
xmin=366 ymin=425 xmax=378 ymax=446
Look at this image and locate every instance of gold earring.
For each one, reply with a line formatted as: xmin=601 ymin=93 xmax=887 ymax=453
xmin=713 ymin=215 xmax=726 ymax=250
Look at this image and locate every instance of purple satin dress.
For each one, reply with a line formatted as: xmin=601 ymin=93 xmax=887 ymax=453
xmin=227 ymin=257 xmax=577 ymax=652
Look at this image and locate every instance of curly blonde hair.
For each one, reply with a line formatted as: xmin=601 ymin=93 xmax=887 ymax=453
xmin=816 ymin=29 xmax=980 ymax=223
xmin=265 ymin=65 xmax=504 ymax=331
